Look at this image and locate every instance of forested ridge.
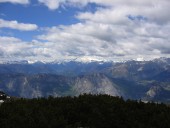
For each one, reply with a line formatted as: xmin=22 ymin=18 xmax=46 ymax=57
xmin=0 ymin=94 xmax=170 ymax=128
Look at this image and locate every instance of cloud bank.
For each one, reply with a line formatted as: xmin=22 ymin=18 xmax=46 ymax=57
xmin=0 ymin=0 xmax=29 ymax=4
xmin=36 ymin=0 xmax=170 ymax=61
xmin=0 ymin=19 xmax=38 ymax=31
xmin=0 ymin=0 xmax=170 ymax=62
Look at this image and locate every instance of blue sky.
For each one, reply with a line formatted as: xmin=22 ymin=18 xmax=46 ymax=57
xmin=0 ymin=0 xmax=170 ymax=62
xmin=0 ymin=1 xmax=81 ymax=40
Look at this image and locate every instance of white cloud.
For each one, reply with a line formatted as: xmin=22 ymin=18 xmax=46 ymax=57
xmin=0 ymin=36 xmax=59 ymax=62
xmin=38 ymin=0 xmax=61 ymax=10
xmin=37 ymin=20 xmax=170 ymax=61
xmin=38 ymin=0 xmax=89 ymax=10
xmin=77 ymin=1 xmax=170 ymax=24
xmin=36 ymin=0 xmax=170 ymax=61
xmin=0 ymin=0 xmax=29 ymax=4
xmin=1 ymin=0 xmax=170 ymax=62
xmin=38 ymin=0 xmax=170 ymax=24
xmin=0 ymin=19 xmax=38 ymax=31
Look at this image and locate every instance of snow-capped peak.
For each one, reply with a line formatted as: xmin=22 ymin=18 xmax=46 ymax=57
xmin=136 ymin=57 xmax=144 ymax=62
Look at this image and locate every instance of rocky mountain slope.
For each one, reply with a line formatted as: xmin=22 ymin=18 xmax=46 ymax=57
xmin=0 ymin=58 xmax=170 ymax=103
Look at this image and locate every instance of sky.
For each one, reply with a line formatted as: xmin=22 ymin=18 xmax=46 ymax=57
xmin=0 ymin=0 xmax=170 ymax=62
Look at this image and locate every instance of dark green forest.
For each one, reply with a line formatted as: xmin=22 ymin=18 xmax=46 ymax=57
xmin=0 ymin=94 xmax=170 ymax=128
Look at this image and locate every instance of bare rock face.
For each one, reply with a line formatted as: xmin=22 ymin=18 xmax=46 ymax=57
xmin=146 ymin=86 xmax=161 ymax=98
xmin=109 ymin=64 xmax=129 ymax=78
xmin=73 ymin=73 xmax=122 ymax=96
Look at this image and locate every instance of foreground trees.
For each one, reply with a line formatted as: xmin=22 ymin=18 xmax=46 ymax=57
xmin=0 ymin=94 xmax=170 ymax=128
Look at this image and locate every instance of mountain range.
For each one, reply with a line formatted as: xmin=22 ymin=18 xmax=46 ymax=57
xmin=0 ymin=57 xmax=170 ymax=103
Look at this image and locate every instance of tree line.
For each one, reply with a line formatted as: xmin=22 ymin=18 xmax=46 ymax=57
xmin=0 ymin=94 xmax=170 ymax=128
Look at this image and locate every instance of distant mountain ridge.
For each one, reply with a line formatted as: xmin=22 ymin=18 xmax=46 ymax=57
xmin=0 ymin=57 xmax=170 ymax=103
xmin=0 ymin=61 xmax=113 ymax=76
